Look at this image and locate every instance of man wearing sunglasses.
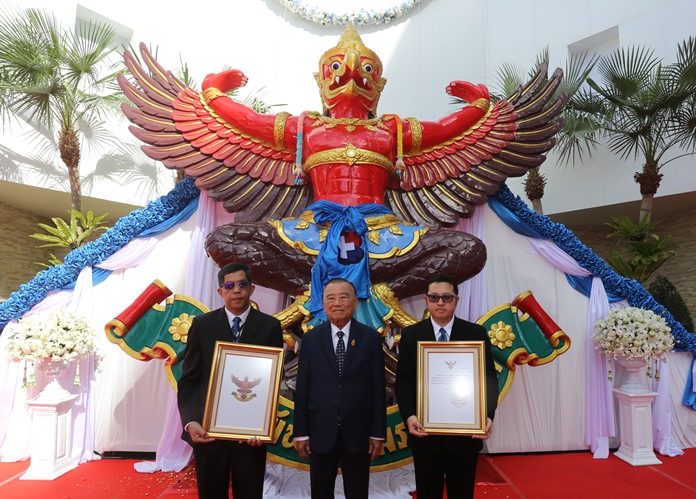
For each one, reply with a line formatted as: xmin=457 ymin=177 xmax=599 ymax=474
xmin=178 ymin=262 xmax=283 ymax=498
xmin=395 ymin=273 xmax=499 ymax=499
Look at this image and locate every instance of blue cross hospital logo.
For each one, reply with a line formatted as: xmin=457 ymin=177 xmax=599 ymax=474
xmin=337 ymin=231 xmax=364 ymax=265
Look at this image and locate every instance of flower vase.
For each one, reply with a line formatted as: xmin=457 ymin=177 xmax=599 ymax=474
xmin=35 ymin=359 xmax=72 ymax=402
xmin=615 ymin=356 xmax=649 ymax=394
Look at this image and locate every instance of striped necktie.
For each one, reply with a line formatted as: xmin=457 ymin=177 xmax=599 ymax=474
xmin=438 ymin=327 xmax=448 ymax=342
xmin=232 ymin=317 xmax=242 ymax=342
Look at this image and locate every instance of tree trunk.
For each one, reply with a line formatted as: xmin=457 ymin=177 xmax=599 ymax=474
xmin=67 ymin=162 xmax=82 ymax=213
xmin=531 ymin=198 xmax=544 ymax=214
xmin=59 ymin=128 xmax=82 ymax=212
xmin=634 ymin=161 xmax=662 ymax=223
xmin=638 ymin=194 xmax=655 ymax=223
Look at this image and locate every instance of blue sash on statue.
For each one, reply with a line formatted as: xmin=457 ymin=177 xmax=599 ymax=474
xmin=308 ymin=201 xmax=386 ymax=319
xmin=269 ymin=201 xmax=429 ymax=321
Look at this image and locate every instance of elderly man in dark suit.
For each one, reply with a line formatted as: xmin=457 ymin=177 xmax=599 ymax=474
xmin=178 ymin=262 xmax=283 ymax=499
xmin=293 ymin=278 xmax=386 ymax=499
xmin=395 ymin=272 xmax=499 ymax=499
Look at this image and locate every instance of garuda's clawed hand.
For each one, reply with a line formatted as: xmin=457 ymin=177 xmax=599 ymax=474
xmin=445 ymin=80 xmax=490 ymax=104
xmin=202 ymin=69 xmax=248 ymax=93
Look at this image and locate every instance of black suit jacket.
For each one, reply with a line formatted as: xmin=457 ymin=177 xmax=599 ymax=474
xmin=395 ymin=317 xmax=499 ymax=455
xmin=293 ymin=319 xmax=387 ymax=455
xmin=177 ymin=306 xmax=283 ymax=449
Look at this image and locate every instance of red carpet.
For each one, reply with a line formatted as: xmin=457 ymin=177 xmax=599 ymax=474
xmin=479 ymin=450 xmax=696 ymax=499
xmin=0 ymin=459 xmax=195 ymax=499
xmin=1 ymin=449 xmax=695 ymax=498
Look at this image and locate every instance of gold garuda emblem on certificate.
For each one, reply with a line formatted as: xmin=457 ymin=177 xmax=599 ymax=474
xmin=231 ymin=375 xmax=261 ymax=402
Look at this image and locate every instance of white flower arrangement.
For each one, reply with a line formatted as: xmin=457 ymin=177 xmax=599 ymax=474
xmin=277 ymin=0 xmax=423 ymax=26
xmin=593 ymin=307 xmax=674 ymax=362
xmin=4 ymin=308 xmax=98 ymax=364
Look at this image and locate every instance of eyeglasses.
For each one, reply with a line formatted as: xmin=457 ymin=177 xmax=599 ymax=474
xmin=426 ymin=294 xmax=456 ymax=304
xmin=221 ymin=281 xmax=250 ymax=290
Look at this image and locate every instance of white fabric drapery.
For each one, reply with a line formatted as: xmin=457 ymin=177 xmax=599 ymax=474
xmin=528 ymin=237 xmax=683 ymax=458
xmin=527 ymin=237 xmax=618 ymax=457
xmin=134 ymin=191 xmax=232 ymax=473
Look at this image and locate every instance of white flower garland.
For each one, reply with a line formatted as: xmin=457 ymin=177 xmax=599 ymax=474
xmin=4 ymin=308 xmax=98 ymax=364
xmin=276 ymin=0 xmax=423 ymax=26
xmin=593 ymin=307 xmax=674 ymax=361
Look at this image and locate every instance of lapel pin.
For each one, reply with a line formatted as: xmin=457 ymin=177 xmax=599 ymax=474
xmin=351 ymin=339 xmax=356 ymax=346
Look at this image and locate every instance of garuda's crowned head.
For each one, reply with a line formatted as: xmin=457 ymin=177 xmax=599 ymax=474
xmin=314 ymin=23 xmax=387 ymax=117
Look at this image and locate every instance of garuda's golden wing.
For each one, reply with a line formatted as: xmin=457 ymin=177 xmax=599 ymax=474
xmin=118 ymin=43 xmax=312 ymax=223
xmin=387 ymin=65 xmax=566 ymax=228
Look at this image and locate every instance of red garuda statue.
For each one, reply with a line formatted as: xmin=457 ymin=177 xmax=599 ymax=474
xmin=119 ymin=24 xmax=565 ymax=325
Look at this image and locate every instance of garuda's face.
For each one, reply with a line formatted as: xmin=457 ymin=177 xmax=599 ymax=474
xmin=314 ymin=25 xmax=387 ymax=115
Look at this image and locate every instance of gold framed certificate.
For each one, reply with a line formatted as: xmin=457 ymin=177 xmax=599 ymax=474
xmin=417 ymin=341 xmax=487 ymax=435
xmin=202 ymin=341 xmax=284 ymax=441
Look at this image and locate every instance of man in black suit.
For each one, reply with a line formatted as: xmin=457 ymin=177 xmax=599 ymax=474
xmin=178 ymin=262 xmax=283 ymax=499
xmin=395 ymin=273 xmax=499 ymax=499
xmin=293 ymin=278 xmax=386 ymax=499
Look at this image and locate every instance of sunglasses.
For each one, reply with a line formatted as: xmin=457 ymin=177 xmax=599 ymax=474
xmin=426 ymin=294 xmax=456 ymax=304
xmin=221 ymin=281 xmax=250 ymax=290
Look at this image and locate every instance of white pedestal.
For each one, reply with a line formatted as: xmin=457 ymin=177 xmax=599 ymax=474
xmin=613 ymin=389 xmax=661 ymax=466
xmin=21 ymin=392 xmax=79 ymax=480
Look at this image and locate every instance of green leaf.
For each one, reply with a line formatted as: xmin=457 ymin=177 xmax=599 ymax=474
xmin=28 ymin=209 xmax=111 ymax=265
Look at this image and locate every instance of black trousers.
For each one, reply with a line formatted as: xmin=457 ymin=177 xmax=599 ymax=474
xmin=309 ymin=428 xmax=371 ymax=499
xmin=411 ymin=448 xmax=479 ymax=499
xmin=192 ymin=441 xmax=267 ymax=499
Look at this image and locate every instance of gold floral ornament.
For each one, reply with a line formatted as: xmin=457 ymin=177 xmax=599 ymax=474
xmin=168 ymin=314 xmax=193 ymax=343
xmin=488 ymin=321 xmax=515 ymax=349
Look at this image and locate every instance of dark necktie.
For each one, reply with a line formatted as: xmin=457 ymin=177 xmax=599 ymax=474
xmin=232 ymin=317 xmax=242 ymax=342
xmin=438 ymin=327 xmax=448 ymax=342
xmin=336 ymin=331 xmax=346 ymax=376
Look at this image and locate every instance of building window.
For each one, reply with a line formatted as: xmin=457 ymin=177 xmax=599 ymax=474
xmin=568 ymin=26 xmax=619 ymax=86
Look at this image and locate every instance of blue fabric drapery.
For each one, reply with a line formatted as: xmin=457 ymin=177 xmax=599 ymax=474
xmin=0 ymin=178 xmax=201 ymax=332
xmin=490 ymin=184 xmax=695 ymax=355
xmin=308 ymin=200 xmax=391 ymax=320
xmin=490 ymin=195 xmax=631 ymax=303
xmin=60 ymin=197 xmax=200 ymax=291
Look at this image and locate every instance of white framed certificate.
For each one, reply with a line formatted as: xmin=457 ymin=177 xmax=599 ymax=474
xmin=202 ymin=341 xmax=284 ymax=441
xmin=417 ymin=341 xmax=487 ymax=435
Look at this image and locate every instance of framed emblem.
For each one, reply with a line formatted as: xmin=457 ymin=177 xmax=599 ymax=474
xmin=416 ymin=341 xmax=487 ymax=435
xmin=203 ymin=341 xmax=284 ymax=441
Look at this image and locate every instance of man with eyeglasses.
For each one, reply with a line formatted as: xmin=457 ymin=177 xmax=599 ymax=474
xmin=178 ymin=262 xmax=283 ymax=498
xmin=395 ymin=273 xmax=498 ymax=499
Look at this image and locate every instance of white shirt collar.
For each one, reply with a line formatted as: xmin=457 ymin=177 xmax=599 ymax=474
xmin=331 ymin=320 xmax=351 ymax=337
xmin=225 ymin=306 xmax=251 ymax=328
xmin=430 ymin=318 xmax=454 ymax=339
xmin=330 ymin=320 xmax=351 ymax=348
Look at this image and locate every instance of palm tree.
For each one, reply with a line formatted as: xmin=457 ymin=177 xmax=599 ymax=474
xmin=0 ymin=7 xmax=124 ymax=212
xmin=557 ymin=37 xmax=696 ymax=222
xmin=491 ymin=48 xmax=599 ymax=214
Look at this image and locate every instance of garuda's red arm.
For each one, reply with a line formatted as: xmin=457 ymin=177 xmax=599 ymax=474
xmin=411 ymin=81 xmax=491 ymax=151
xmin=119 ymin=44 xmax=310 ymax=223
xmin=386 ymin=67 xmax=566 ymax=228
xmin=201 ymin=70 xmax=298 ymax=150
